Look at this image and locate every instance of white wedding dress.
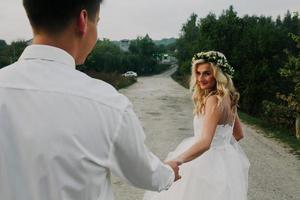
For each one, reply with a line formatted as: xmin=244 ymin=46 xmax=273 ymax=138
xmin=143 ymin=113 xmax=250 ymax=200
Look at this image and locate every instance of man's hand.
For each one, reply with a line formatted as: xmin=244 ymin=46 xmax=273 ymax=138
xmin=165 ymin=160 xmax=182 ymax=181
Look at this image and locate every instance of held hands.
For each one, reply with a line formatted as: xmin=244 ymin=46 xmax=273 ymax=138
xmin=165 ymin=160 xmax=182 ymax=181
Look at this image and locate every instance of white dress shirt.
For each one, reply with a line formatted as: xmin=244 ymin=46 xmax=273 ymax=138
xmin=0 ymin=45 xmax=174 ymax=200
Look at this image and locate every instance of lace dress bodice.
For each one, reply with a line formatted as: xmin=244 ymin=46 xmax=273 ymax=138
xmin=193 ymin=115 xmax=234 ymax=148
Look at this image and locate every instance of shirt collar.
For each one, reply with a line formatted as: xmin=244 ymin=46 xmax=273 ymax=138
xmin=18 ymin=44 xmax=76 ymax=69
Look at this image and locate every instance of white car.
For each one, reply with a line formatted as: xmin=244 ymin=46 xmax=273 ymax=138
xmin=122 ymin=71 xmax=138 ymax=77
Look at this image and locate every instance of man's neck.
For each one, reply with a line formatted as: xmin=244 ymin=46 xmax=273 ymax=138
xmin=32 ymin=32 xmax=79 ymax=64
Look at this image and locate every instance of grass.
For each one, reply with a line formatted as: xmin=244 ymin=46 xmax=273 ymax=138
xmin=151 ymin=63 xmax=171 ymax=75
xmin=171 ymin=71 xmax=190 ymax=89
xmin=239 ymin=111 xmax=300 ymax=157
xmin=172 ymin=70 xmax=300 ymax=157
xmin=80 ymin=64 xmax=172 ymax=89
xmin=84 ymin=71 xmax=137 ymax=90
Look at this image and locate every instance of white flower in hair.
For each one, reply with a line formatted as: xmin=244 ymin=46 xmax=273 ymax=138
xmin=192 ymin=51 xmax=235 ymax=76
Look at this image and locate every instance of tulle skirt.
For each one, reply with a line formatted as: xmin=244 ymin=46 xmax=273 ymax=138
xmin=143 ymin=136 xmax=250 ymax=200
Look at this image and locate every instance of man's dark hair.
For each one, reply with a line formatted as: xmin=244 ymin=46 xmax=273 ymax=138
xmin=23 ymin=0 xmax=103 ymax=34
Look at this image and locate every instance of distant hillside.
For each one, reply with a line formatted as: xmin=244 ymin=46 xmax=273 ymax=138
xmin=112 ymin=38 xmax=177 ymax=47
xmin=112 ymin=40 xmax=122 ymax=46
xmin=154 ymin=38 xmax=177 ymax=46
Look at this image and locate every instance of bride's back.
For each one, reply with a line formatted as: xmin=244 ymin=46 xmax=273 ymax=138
xmin=194 ymin=95 xmax=236 ymax=140
xmin=217 ymin=95 xmax=236 ymax=127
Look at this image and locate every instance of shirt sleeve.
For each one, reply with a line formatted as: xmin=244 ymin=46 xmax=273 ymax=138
xmin=107 ymin=105 xmax=174 ymax=191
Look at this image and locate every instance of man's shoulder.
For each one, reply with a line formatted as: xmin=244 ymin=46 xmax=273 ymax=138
xmin=80 ymin=76 xmax=132 ymax=112
xmin=0 ymin=62 xmax=18 ymax=73
xmin=0 ymin=62 xmax=23 ymax=83
xmin=52 ymin=68 xmax=132 ymax=112
xmin=0 ymin=62 xmax=132 ymax=113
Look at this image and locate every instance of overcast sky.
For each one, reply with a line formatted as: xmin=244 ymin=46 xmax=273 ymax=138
xmin=0 ymin=0 xmax=299 ymax=43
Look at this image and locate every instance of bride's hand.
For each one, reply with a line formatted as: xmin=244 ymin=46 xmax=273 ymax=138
xmin=164 ymin=160 xmax=182 ymax=181
xmin=172 ymin=156 xmax=184 ymax=165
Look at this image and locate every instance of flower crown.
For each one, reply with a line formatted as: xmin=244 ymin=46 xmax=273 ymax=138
xmin=192 ymin=51 xmax=235 ymax=76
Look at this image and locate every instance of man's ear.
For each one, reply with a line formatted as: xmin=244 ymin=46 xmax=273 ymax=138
xmin=77 ymin=10 xmax=88 ymax=35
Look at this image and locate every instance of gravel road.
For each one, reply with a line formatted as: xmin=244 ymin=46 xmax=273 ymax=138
xmin=112 ymin=67 xmax=300 ymax=200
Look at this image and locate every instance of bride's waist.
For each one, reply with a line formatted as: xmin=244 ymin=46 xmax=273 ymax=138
xmin=191 ymin=136 xmax=233 ymax=149
xmin=210 ymin=140 xmax=232 ymax=150
xmin=209 ymin=143 xmax=233 ymax=150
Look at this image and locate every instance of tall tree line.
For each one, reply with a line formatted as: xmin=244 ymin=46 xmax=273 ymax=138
xmin=0 ymin=35 xmax=170 ymax=76
xmin=77 ymin=34 xmax=170 ymax=75
xmin=176 ymin=6 xmax=300 ymax=136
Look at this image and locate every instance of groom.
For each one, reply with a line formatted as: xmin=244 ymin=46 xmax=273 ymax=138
xmin=0 ymin=0 xmax=180 ymax=200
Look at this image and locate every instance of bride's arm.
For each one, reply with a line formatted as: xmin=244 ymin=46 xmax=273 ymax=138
xmin=174 ymin=96 xmax=222 ymax=164
xmin=233 ymin=114 xmax=244 ymax=141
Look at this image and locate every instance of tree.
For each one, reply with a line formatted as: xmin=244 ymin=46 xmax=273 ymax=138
xmin=84 ymin=39 xmax=124 ymax=72
xmin=0 ymin=40 xmax=7 ymax=49
xmin=0 ymin=40 xmax=27 ymax=68
xmin=175 ymin=6 xmax=300 ymax=117
xmin=128 ymin=34 xmax=158 ymax=74
xmin=81 ymin=35 xmax=167 ymax=76
xmin=176 ymin=13 xmax=200 ymax=74
xmin=278 ymin=34 xmax=300 ymax=139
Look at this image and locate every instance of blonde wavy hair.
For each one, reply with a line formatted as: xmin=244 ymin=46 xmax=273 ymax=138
xmin=190 ymin=60 xmax=240 ymax=115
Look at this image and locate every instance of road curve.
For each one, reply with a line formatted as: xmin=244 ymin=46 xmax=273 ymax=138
xmin=112 ymin=67 xmax=300 ymax=200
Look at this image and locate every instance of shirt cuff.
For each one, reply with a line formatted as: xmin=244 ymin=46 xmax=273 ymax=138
xmin=161 ymin=164 xmax=175 ymax=191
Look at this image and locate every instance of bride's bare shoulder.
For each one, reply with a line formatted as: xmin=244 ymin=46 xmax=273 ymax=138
xmin=204 ymin=95 xmax=223 ymax=113
xmin=204 ymin=95 xmax=218 ymax=105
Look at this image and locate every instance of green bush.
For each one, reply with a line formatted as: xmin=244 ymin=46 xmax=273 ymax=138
xmin=262 ymin=100 xmax=294 ymax=130
xmin=171 ymin=70 xmax=190 ymax=89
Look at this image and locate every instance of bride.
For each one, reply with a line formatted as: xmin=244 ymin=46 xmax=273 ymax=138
xmin=144 ymin=51 xmax=250 ymax=200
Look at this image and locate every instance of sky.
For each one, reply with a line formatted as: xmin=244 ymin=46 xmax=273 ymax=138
xmin=0 ymin=0 xmax=299 ymax=44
